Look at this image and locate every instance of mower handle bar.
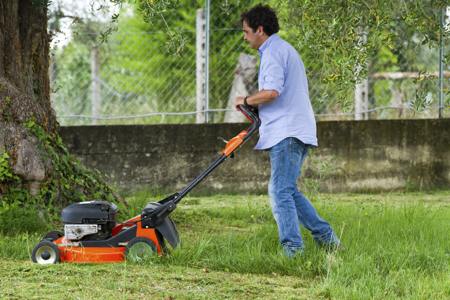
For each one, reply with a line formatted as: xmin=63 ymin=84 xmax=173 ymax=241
xmin=236 ymin=104 xmax=260 ymax=140
xmin=156 ymin=104 xmax=260 ymax=209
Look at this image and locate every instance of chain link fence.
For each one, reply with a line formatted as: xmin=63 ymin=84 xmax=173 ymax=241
xmin=50 ymin=11 xmax=449 ymax=125
xmin=51 ymin=29 xmax=198 ymax=125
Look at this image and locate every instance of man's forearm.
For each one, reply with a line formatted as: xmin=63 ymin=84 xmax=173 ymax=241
xmin=246 ymin=90 xmax=279 ymax=106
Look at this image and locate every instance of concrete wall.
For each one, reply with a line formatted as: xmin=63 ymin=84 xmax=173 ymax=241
xmin=60 ymin=119 xmax=450 ymax=194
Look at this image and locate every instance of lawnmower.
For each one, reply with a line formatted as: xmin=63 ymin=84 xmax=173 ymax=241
xmin=31 ymin=104 xmax=260 ymax=264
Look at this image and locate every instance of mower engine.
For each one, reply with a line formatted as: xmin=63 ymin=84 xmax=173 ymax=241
xmin=61 ymin=200 xmax=118 ymax=241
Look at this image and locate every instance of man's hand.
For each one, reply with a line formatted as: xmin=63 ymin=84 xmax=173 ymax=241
xmin=234 ymin=96 xmax=246 ymax=110
xmin=234 ymin=90 xmax=278 ymax=110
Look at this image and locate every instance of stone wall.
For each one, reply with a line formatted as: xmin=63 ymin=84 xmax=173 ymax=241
xmin=60 ymin=119 xmax=450 ymax=194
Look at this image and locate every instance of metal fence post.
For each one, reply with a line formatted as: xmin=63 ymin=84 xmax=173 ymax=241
xmin=204 ymin=0 xmax=211 ymax=123
xmin=91 ymin=46 xmax=100 ymax=125
xmin=354 ymin=28 xmax=369 ymax=120
xmin=438 ymin=7 xmax=445 ymax=119
xmin=355 ymin=79 xmax=369 ymax=120
xmin=196 ymin=9 xmax=206 ymax=123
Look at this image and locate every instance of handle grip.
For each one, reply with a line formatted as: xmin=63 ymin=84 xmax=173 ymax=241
xmin=236 ymin=104 xmax=260 ymax=126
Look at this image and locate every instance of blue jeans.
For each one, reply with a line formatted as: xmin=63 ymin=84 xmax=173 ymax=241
xmin=268 ymin=137 xmax=339 ymax=256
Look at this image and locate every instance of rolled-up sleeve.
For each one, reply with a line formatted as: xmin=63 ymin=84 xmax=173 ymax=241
xmin=260 ymin=51 xmax=285 ymax=95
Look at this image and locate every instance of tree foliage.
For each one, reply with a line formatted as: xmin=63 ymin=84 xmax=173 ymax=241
xmin=53 ymin=0 xmax=448 ymax=119
xmin=54 ymin=0 xmax=262 ymax=123
xmin=116 ymin=0 xmax=448 ymax=114
xmin=113 ymin=0 xmax=263 ymax=117
xmin=275 ymin=0 xmax=449 ymax=111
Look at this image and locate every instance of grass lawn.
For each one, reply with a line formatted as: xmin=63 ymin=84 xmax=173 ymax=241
xmin=1 ymin=191 xmax=449 ymax=299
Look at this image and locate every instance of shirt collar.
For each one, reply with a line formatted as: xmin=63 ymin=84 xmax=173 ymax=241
xmin=258 ymin=34 xmax=279 ymax=55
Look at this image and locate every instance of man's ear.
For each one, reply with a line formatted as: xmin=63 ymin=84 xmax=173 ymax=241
xmin=257 ymin=25 xmax=264 ymax=35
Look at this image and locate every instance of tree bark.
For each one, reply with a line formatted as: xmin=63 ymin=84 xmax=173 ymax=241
xmin=0 ymin=0 xmax=57 ymax=193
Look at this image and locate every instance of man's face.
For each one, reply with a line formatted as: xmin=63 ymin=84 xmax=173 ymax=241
xmin=242 ymin=20 xmax=264 ymax=49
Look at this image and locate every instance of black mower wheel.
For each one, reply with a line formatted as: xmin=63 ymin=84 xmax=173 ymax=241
xmin=31 ymin=240 xmax=60 ymax=265
xmin=125 ymin=237 xmax=157 ymax=263
xmin=43 ymin=230 xmax=64 ymax=242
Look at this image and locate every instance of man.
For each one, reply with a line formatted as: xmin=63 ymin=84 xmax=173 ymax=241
xmin=235 ymin=4 xmax=340 ymax=257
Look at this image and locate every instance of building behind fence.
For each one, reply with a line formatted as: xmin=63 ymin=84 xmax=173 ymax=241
xmin=50 ymin=7 xmax=450 ymax=126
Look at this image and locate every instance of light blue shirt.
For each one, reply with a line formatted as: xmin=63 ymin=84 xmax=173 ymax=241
xmin=255 ymin=34 xmax=317 ymax=150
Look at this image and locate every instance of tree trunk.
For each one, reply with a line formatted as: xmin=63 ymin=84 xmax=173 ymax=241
xmin=0 ymin=0 xmax=58 ymax=196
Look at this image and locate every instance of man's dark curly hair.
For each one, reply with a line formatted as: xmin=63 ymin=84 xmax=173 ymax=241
xmin=241 ymin=4 xmax=279 ymax=36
